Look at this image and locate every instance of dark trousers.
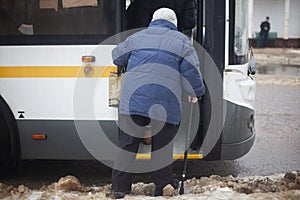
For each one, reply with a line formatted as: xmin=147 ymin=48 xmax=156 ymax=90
xmin=260 ymin=33 xmax=268 ymax=48
xmin=112 ymin=114 xmax=178 ymax=193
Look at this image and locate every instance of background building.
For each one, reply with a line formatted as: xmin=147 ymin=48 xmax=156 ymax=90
xmin=249 ymin=0 xmax=300 ymax=48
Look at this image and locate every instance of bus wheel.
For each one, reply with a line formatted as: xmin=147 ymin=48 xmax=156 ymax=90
xmin=0 ymin=96 xmax=21 ymax=173
xmin=0 ymin=112 xmax=12 ymax=172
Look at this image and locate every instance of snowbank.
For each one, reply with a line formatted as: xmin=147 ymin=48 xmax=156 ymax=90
xmin=1 ymin=172 xmax=299 ymax=200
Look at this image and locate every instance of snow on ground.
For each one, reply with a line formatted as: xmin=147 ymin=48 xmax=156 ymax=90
xmin=1 ymin=172 xmax=299 ymax=200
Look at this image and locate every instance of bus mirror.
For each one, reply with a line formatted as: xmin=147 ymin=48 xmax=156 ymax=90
xmin=248 ymin=46 xmax=256 ymax=75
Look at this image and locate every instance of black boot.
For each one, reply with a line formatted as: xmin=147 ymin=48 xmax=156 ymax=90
xmin=172 ymin=179 xmax=179 ymax=189
xmin=154 ymin=179 xmax=179 ymax=196
xmin=111 ymin=191 xmax=131 ymax=199
xmin=112 ymin=191 xmax=125 ymax=199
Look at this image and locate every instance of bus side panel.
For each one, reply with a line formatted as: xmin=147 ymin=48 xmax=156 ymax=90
xmin=0 ymin=45 xmax=118 ymax=121
xmin=17 ymin=120 xmax=118 ymax=160
xmin=0 ymin=45 xmax=119 ymax=160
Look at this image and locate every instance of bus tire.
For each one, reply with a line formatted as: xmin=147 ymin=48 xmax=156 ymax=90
xmin=0 ymin=95 xmax=21 ymax=173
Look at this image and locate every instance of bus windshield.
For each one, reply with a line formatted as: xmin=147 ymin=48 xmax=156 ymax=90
xmin=233 ymin=0 xmax=249 ymax=64
xmin=0 ymin=0 xmax=122 ymax=45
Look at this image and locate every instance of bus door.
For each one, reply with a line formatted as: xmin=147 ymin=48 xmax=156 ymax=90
xmin=190 ymin=0 xmax=225 ymax=160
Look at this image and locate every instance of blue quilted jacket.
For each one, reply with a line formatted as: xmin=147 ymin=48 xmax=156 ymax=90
xmin=112 ymin=19 xmax=205 ymax=125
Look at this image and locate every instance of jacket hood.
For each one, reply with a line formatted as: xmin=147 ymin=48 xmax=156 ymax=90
xmin=149 ymin=19 xmax=178 ymax=31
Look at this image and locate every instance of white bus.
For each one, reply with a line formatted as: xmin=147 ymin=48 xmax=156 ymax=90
xmin=0 ymin=0 xmax=255 ymax=170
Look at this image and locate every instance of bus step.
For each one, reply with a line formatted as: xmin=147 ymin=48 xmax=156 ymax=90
xmin=136 ymin=153 xmax=203 ymax=160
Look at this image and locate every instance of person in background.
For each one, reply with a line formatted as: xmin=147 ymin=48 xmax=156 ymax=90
xmin=259 ymin=16 xmax=270 ymax=48
xmin=111 ymin=8 xmax=205 ymax=199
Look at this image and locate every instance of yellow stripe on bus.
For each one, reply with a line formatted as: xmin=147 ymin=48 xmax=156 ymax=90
xmin=0 ymin=66 xmax=117 ymax=78
xmin=136 ymin=154 xmax=203 ymax=160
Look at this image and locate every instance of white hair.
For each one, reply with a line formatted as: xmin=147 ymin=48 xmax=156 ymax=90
xmin=152 ymin=8 xmax=177 ymax=27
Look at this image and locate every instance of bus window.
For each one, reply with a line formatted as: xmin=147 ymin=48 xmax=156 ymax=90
xmin=0 ymin=0 xmax=19 ymax=35
xmin=0 ymin=0 xmax=123 ymax=45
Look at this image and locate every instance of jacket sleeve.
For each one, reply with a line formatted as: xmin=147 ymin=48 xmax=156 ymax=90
xmin=179 ymin=41 xmax=205 ymax=97
xmin=112 ymin=38 xmax=132 ymax=69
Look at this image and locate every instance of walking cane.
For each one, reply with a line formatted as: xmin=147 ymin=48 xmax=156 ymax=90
xmin=179 ymin=100 xmax=195 ymax=195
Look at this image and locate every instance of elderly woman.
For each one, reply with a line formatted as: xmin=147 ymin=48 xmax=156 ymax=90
xmin=111 ymin=8 xmax=205 ymax=199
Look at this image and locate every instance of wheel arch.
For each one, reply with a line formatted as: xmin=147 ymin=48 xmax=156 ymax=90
xmin=0 ymin=95 xmax=21 ymax=168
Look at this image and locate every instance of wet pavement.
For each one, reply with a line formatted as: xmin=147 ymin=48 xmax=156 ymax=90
xmin=257 ymin=64 xmax=300 ymax=77
xmin=237 ymin=82 xmax=300 ymax=176
xmin=236 ymin=48 xmax=300 ymax=176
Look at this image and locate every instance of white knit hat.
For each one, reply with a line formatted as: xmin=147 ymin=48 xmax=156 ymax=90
xmin=152 ymin=8 xmax=178 ymax=27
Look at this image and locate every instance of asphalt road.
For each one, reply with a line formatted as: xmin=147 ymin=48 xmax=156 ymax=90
xmin=0 ymin=75 xmax=299 ymax=189
xmin=237 ymin=81 xmax=300 ymax=176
